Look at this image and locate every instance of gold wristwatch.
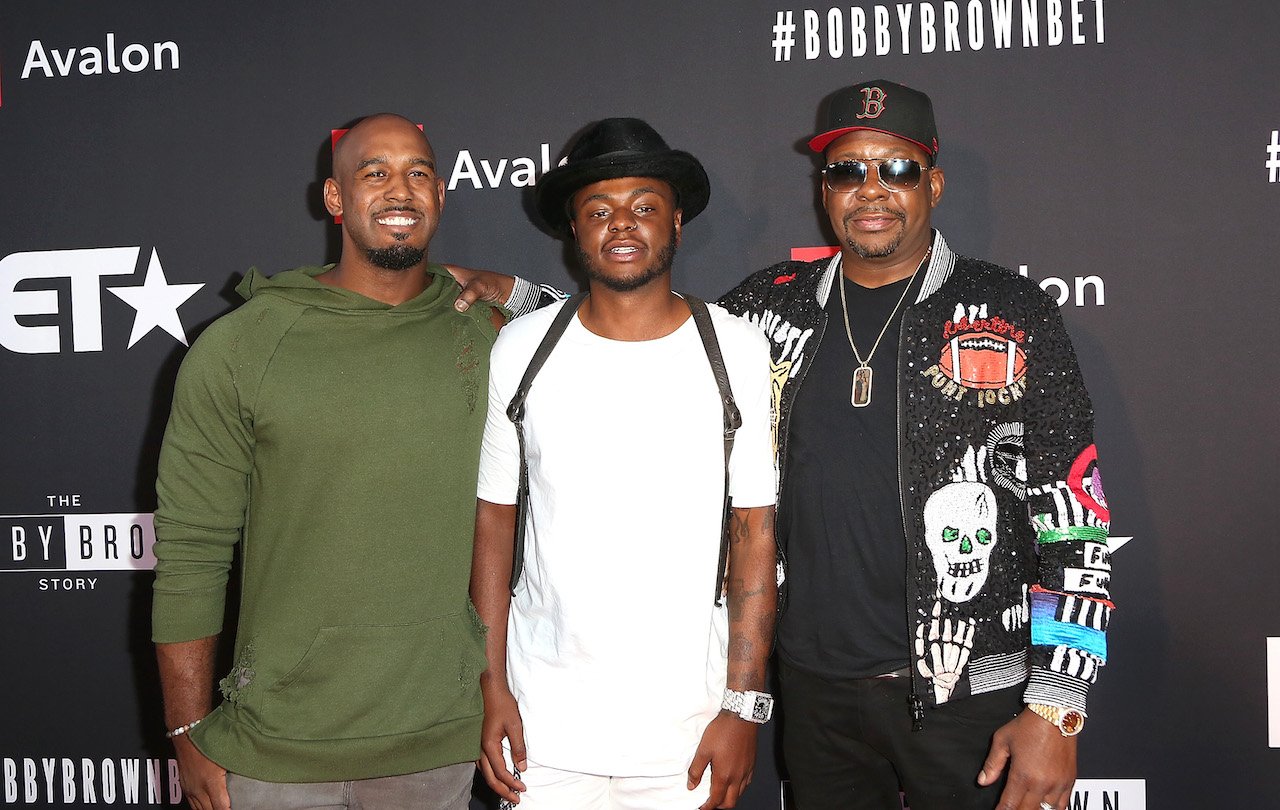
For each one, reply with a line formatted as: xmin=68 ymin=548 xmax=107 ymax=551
xmin=1026 ymin=703 xmax=1085 ymax=736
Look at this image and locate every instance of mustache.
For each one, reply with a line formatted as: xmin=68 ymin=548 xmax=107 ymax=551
xmin=843 ymin=206 xmax=906 ymax=225
xmin=373 ymin=205 xmax=423 ymax=217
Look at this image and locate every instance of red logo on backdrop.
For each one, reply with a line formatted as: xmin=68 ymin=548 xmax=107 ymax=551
xmin=790 ymin=246 xmax=839 ymax=262
xmin=329 ymin=123 xmax=425 ymax=224
xmin=329 ymin=129 xmax=346 ymax=223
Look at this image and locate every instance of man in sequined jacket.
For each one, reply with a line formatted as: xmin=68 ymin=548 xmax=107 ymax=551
xmin=717 ymin=80 xmax=1114 ymax=810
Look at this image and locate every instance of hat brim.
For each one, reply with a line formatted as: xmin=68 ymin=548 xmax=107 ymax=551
xmin=535 ymin=150 xmax=710 ymax=236
xmin=809 ymin=126 xmax=937 ymax=158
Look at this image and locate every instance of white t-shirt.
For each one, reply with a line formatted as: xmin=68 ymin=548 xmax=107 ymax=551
xmin=477 ymin=298 xmax=777 ymax=777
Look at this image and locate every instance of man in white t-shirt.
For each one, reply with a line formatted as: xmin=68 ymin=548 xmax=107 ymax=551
xmin=471 ymin=118 xmax=778 ymax=810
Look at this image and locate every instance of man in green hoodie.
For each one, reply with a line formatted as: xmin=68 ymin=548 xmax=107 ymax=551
xmin=152 ymin=114 xmax=511 ymax=810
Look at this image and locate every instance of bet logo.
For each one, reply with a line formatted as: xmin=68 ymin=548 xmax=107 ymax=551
xmin=0 ymin=246 xmax=203 ymax=354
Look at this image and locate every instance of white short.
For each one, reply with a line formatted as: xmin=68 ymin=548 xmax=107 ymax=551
xmin=512 ymin=759 xmax=713 ymax=810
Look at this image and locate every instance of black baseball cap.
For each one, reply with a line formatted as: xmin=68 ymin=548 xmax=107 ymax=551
xmin=809 ymin=79 xmax=939 ymax=160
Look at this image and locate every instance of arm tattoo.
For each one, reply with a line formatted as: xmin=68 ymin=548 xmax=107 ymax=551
xmin=730 ymin=508 xmax=749 ymax=546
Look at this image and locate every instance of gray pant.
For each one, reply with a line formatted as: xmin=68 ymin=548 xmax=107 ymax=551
xmin=225 ymin=762 xmax=474 ymax=810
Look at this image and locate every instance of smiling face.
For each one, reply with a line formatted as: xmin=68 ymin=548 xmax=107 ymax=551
xmin=569 ymin=176 xmax=681 ymax=293
xmin=822 ymin=129 xmax=943 ymax=265
xmin=324 ymin=115 xmax=445 ymax=270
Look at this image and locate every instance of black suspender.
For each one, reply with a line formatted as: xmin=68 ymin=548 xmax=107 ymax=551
xmin=687 ymin=295 xmax=743 ymax=606
xmin=505 ymin=292 xmax=742 ymax=605
xmin=505 ymin=292 xmax=587 ymax=595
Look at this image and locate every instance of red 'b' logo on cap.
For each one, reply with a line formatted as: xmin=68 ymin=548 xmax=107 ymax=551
xmin=856 ymin=87 xmax=887 ymax=120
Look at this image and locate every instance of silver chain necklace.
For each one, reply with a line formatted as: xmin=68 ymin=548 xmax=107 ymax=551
xmin=837 ymin=246 xmax=931 ymax=407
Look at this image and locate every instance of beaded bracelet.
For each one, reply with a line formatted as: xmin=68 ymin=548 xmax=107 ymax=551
xmin=164 ymin=718 xmax=203 ymax=739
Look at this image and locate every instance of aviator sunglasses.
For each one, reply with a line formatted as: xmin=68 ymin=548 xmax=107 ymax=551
xmin=822 ymin=157 xmax=932 ymax=193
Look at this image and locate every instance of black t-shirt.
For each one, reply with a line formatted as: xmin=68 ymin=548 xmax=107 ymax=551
xmin=777 ymin=269 xmax=923 ymax=679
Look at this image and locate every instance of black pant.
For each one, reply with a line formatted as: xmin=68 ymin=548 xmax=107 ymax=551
xmin=780 ymin=660 xmax=1023 ymax=810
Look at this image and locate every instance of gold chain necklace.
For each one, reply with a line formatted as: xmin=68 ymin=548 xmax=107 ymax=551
xmin=837 ymin=246 xmax=931 ymax=407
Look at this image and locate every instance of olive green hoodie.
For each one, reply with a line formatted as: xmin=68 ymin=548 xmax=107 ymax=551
xmin=152 ymin=264 xmax=495 ymax=781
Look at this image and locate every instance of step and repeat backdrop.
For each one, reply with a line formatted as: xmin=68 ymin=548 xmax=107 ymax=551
xmin=2 ymin=1 xmax=1278 ymax=807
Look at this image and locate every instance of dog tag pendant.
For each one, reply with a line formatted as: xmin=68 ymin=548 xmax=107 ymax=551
xmin=852 ymin=365 xmax=873 ymax=407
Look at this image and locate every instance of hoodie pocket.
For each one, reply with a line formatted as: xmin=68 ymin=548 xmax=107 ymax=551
xmin=259 ymin=613 xmax=485 ymax=740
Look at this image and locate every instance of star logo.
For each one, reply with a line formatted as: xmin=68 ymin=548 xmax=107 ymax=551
xmin=107 ymin=249 xmax=204 ymax=348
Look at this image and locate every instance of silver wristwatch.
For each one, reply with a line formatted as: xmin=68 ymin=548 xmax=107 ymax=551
xmin=721 ymin=689 xmax=774 ymax=723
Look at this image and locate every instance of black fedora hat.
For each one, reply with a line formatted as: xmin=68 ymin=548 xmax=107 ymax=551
xmin=535 ymin=118 xmax=710 ymax=236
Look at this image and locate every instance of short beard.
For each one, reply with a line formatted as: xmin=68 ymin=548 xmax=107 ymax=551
xmin=842 ymin=208 xmax=905 ymax=259
xmin=365 ymin=244 xmax=425 ymax=271
xmin=576 ymin=231 xmax=678 ymax=293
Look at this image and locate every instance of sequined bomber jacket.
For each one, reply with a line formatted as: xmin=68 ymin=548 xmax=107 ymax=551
xmin=717 ymin=231 xmax=1113 ymax=716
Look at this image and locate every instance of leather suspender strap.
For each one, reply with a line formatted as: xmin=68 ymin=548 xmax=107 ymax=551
xmin=504 ymin=292 xmax=741 ymax=605
xmin=506 ymin=292 xmax=588 ymax=593
xmin=684 ymin=294 xmax=742 ymax=606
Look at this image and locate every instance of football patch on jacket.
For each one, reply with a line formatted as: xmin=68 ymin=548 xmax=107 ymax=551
xmin=921 ymin=303 xmax=1029 ymax=407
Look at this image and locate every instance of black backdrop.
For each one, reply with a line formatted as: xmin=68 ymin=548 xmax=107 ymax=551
xmin=3 ymin=1 xmax=1279 ymax=807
